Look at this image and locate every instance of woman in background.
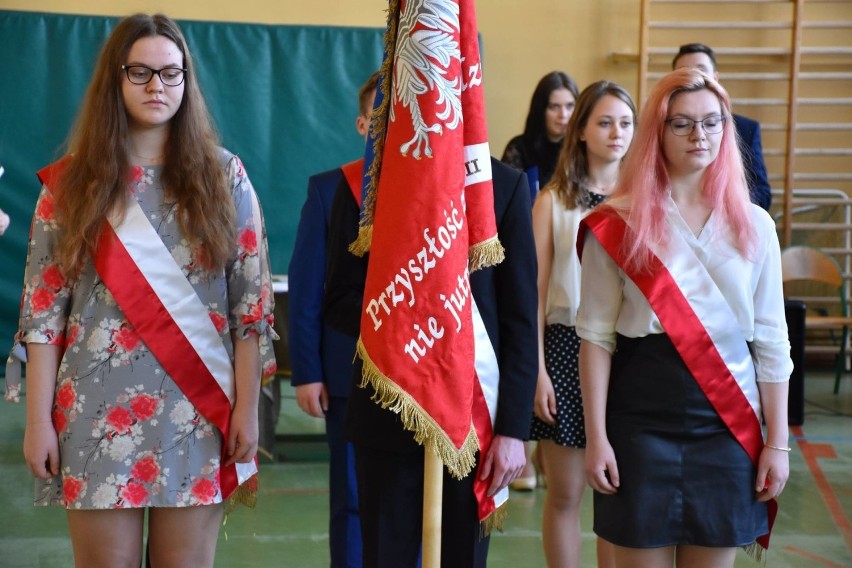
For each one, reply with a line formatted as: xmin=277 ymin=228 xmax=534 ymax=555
xmin=502 ymin=70 xmax=580 ymax=491
xmin=577 ymin=68 xmax=791 ymax=567
xmin=502 ymin=71 xmax=580 ymax=199
xmin=17 ymin=13 xmax=275 ymax=567
xmin=531 ymin=81 xmax=636 ymax=568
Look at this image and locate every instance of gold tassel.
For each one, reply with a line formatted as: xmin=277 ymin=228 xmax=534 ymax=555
xmin=356 ymin=339 xmax=480 ymax=480
xmin=350 ymin=0 xmax=399 ymax=257
xmin=741 ymin=542 xmax=767 ymax=564
xmin=224 ymin=475 xmax=259 ymax=515
xmin=468 ymin=236 xmax=505 ymax=273
xmin=220 ymin=475 xmax=259 ymax=534
xmin=348 ymin=225 xmax=374 ymax=257
xmin=479 ymin=502 xmax=509 ymax=538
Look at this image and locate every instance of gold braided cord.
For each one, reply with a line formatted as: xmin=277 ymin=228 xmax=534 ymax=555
xmin=355 ymin=337 xmax=480 ymax=480
xmin=480 ymin=501 xmax=509 ymax=537
xmin=350 ymin=0 xmax=400 ymax=257
xmin=468 ymin=236 xmax=505 ymax=273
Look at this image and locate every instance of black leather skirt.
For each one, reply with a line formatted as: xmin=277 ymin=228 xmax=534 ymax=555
xmin=593 ymin=333 xmax=768 ymax=548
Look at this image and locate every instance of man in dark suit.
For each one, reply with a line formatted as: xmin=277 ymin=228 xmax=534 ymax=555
xmin=323 ymin=158 xmax=538 ymax=568
xmin=287 ymin=71 xmax=378 ymax=568
xmin=673 ymin=43 xmax=772 ymax=211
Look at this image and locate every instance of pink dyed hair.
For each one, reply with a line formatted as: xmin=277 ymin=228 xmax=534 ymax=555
xmin=609 ymin=68 xmax=756 ymax=273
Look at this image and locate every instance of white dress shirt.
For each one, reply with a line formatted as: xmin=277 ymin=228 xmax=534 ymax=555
xmin=576 ymin=197 xmax=793 ymax=383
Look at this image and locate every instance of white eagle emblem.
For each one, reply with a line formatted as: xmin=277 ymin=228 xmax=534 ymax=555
xmin=391 ymin=0 xmax=464 ymax=159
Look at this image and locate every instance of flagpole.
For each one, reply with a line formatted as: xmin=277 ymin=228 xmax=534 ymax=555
xmin=422 ymin=450 xmax=443 ymax=568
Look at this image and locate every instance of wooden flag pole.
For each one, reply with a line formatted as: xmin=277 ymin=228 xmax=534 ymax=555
xmin=422 ymin=449 xmax=443 ymax=568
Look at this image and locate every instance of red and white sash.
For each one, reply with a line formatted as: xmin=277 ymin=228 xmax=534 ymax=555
xmin=470 ymin=296 xmax=507 ymax=521
xmin=579 ymin=208 xmax=776 ymax=550
xmin=38 ymin=159 xmax=256 ymax=500
xmin=340 ymin=158 xmax=364 ymax=207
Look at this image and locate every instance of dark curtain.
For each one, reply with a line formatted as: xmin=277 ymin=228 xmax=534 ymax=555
xmin=0 ymin=10 xmax=385 ymax=347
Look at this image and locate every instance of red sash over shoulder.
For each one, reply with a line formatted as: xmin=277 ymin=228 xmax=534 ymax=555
xmin=340 ymin=158 xmax=364 ymax=207
xmin=37 ymin=157 xmax=256 ymax=501
xmin=578 ymin=208 xmax=777 ymax=550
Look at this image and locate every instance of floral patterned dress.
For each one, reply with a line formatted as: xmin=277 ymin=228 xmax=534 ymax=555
xmin=17 ymin=149 xmax=276 ymax=509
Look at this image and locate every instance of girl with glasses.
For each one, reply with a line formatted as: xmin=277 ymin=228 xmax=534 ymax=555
xmin=576 ymin=68 xmax=791 ymax=567
xmin=16 ymin=13 xmax=275 ymax=567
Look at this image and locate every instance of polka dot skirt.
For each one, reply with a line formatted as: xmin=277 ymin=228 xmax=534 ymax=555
xmin=530 ymin=324 xmax=586 ymax=448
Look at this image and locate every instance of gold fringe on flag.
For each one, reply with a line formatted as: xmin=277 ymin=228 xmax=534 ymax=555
xmin=355 ymin=337 xmax=480 ymax=480
xmin=349 ymin=0 xmax=400 ymax=257
xmin=479 ymin=501 xmax=509 ymax=537
xmin=468 ymin=236 xmax=505 ymax=273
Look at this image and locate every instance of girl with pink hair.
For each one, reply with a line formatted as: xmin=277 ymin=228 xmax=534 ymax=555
xmin=576 ymin=68 xmax=792 ymax=566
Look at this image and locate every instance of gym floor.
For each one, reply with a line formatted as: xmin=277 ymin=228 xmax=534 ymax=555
xmin=1 ymin=371 xmax=849 ymax=567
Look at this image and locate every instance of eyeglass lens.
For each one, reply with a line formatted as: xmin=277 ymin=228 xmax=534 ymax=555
xmin=668 ymin=116 xmax=725 ymax=136
xmin=123 ymin=65 xmax=185 ymax=86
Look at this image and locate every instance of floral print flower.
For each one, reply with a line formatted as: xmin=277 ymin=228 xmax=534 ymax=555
xmin=65 ymin=323 xmax=81 ymax=348
xmin=52 ymin=408 xmax=68 ymax=434
xmin=106 ymin=435 xmax=136 ymax=462
xmin=130 ymin=393 xmax=160 ymax=422
xmin=130 ymin=454 xmax=160 ymax=483
xmin=55 ymin=381 xmax=77 ymax=410
xmin=240 ymin=301 xmax=263 ymax=326
xmin=190 ymin=477 xmax=218 ymax=505
xmin=105 ymin=406 xmax=135 ymax=435
xmin=170 ymin=399 xmax=196 ymax=428
xmin=35 ymin=192 xmax=54 ymax=221
xmin=30 ymin=288 xmax=56 ymax=314
xmin=120 ymin=481 xmax=149 ymax=507
xmin=62 ymin=475 xmax=87 ymax=505
xmin=42 ymin=264 xmax=65 ymax=290
xmin=171 ymin=243 xmax=192 ymax=270
xmin=91 ymin=482 xmax=119 ymax=509
xmin=238 ymin=228 xmax=258 ymax=255
xmin=112 ymin=324 xmax=140 ymax=353
xmin=262 ymin=359 xmax=277 ymax=378
xmin=209 ymin=311 xmax=227 ymax=334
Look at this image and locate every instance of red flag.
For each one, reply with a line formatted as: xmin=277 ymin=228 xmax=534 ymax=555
xmin=354 ymin=0 xmax=506 ymax=528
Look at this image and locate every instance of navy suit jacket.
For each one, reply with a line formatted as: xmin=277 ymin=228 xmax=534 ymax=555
xmin=324 ymin=158 xmax=539 ymax=452
xmin=287 ymin=167 xmax=359 ymax=398
xmin=734 ymin=113 xmax=771 ymax=211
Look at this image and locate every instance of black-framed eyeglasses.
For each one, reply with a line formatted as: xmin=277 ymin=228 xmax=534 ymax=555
xmin=121 ymin=65 xmax=187 ymax=86
xmin=665 ymin=115 xmax=726 ymax=136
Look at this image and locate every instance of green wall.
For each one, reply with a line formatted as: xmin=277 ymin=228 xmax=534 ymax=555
xmin=0 ymin=10 xmax=384 ymax=348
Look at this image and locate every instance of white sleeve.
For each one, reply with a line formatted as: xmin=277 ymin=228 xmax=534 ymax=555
xmin=576 ymin=231 xmax=624 ymax=354
xmin=750 ymin=212 xmax=794 ymax=383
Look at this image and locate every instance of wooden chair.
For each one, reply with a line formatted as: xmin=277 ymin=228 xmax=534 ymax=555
xmin=780 ymin=246 xmax=852 ymax=393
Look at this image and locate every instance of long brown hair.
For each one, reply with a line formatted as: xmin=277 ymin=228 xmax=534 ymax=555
xmin=546 ymin=80 xmax=636 ymax=210
xmin=54 ymin=13 xmax=235 ymax=278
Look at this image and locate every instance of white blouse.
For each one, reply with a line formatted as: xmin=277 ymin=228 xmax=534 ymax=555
xmin=576 ymin=198 xmax=793 ymax=383
xmin=545 ymin=196 xmax=592 ymax=327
